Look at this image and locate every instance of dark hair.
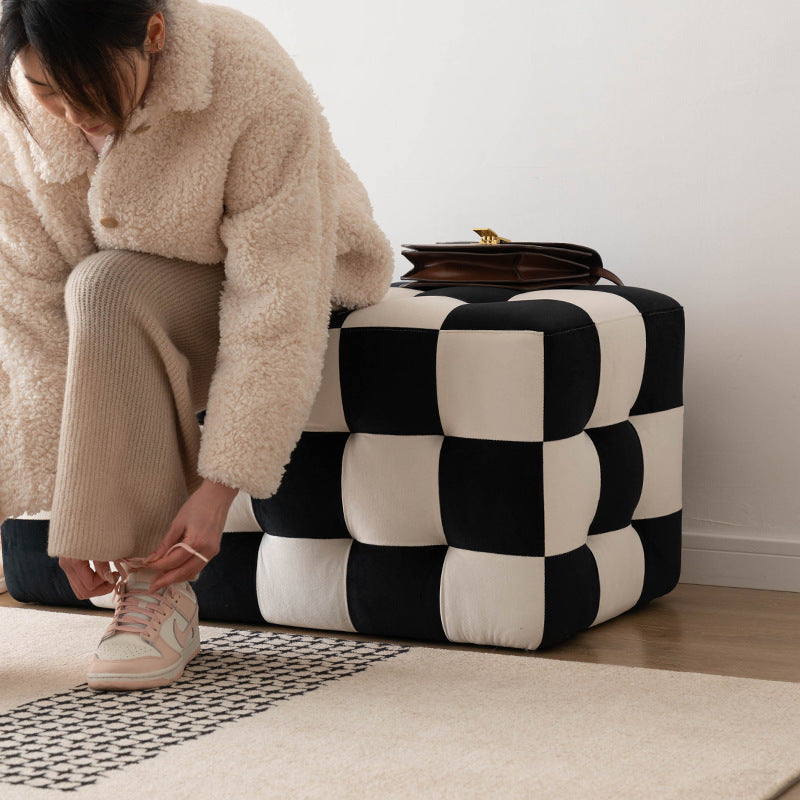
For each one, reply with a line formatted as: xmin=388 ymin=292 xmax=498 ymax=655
xmin=0 ymin=0 xmax=164 ymax=150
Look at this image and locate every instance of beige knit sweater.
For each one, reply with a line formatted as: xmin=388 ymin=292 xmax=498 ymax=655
xmin=0 ymin=0 xmax=395 ymax=519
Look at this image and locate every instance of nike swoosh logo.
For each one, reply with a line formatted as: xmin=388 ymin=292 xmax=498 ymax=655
xmin=172 ymin=615 xmax=194 ymax=650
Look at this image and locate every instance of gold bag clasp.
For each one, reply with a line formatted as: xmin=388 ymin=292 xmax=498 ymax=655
xmin=473 ymin=227 xmax=512 ymax=245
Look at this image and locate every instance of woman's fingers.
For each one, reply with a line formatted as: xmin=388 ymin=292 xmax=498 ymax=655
xmin=59 ymin=550 xmax=205 ymax=597
xmin=59 ymin=557 xmax=117 ymax=600
xmin=149 ymin=553 xmax=199 ymax=591
xmin=144 ymin=542 xmax=191 ymax=573
xmin=143 ymin=522 xmax=185 ymax=568
xmin=83 ymin=580 xmax=115 ymax=599
xmin=60 ymin=557 xmax=93 ymax=598
xmin=90 ymin=560 xmax=119 ymax=595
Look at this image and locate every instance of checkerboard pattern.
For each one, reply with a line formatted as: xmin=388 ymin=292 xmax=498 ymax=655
xmin=250 ymin=282 xmax=684 ymax=650
xmin=1 ymin=281 xmax=684 ymax=652
xmin=0 ymin=629 xmax=406 ymax=791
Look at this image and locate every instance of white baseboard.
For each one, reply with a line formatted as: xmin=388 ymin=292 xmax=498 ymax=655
xmin=680 ymin=520 xmax=800 ymax=592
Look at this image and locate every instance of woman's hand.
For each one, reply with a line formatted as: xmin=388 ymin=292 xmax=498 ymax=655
xmin=59 ymin=557 xmax=119 ymax=600
xmin=141 ymin=478 xmax=238 ymax=591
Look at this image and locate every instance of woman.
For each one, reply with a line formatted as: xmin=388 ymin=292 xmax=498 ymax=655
xmin=0 ymin=0 xmax=394 ymax=690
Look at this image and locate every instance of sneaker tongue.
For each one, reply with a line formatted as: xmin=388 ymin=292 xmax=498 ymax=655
xmin=125 ymin=566 xmax=165 ymax=591
xmin=119 ymin=567 xmax=168 ymax=629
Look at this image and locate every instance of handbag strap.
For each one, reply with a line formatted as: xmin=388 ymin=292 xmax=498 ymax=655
xmin=596 ymin=266 xmax=623 ymax=286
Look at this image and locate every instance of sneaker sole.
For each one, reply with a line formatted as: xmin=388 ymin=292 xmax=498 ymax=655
xmin=87 ymin=630 xmax=201 ymax=692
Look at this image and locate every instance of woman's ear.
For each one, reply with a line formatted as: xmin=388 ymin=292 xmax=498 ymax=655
xmin=144 ymin=12 xmax=166 ymax=53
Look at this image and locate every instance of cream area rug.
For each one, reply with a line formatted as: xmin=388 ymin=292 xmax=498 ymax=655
xmin=0 ymin=606 xmax=798 ymax=800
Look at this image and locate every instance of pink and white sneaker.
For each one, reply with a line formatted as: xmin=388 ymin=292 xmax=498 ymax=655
xmin=87 ymin=554 xmax=201 ymax=691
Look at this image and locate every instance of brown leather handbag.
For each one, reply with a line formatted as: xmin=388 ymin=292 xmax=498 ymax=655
xmin=400 ymin=228 xmax=623 ymax=290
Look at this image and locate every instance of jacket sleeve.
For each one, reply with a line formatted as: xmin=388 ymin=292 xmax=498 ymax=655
xmin=195 ymin=83 xmax=340 ymax=499
xmin=0 ymin=131 xmax=74 ymax=298
xmin=0 ymin=129 xmax=76 ymax=520
xmin=0 ymin=127 xmax=76 ymax=387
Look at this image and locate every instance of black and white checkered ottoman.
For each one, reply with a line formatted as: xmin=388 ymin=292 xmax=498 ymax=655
xmin=2 ymin=281 xmax=684 ymax=651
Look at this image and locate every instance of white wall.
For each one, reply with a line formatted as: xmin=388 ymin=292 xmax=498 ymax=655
xmin=224 ymin=0 xmax=800 ymax=590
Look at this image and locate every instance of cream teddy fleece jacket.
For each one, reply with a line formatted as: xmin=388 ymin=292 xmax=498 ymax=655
xmin=0 ymin=0 xmax=394 ymax=517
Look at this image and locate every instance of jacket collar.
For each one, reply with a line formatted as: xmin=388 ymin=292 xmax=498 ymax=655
xmin=10 ymin=0 xmax=214 ymax=184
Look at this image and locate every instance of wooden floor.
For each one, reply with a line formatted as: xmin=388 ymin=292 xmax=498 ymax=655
xmin=2 ymin=580 xmax=799 ymax=798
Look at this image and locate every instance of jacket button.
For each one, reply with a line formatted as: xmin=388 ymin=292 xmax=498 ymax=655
xmin=100 ymin=216 xmax=119 ymax=228
xmin=133 ymin=124 xmax=151 ymax=134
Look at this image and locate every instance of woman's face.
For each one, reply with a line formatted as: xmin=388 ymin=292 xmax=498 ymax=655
xmin=17 ymin=15 xmax=163 ymax=136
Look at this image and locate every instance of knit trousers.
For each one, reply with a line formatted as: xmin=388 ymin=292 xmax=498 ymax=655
xmin=46 ymin=249 xmax=226 ymax=562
